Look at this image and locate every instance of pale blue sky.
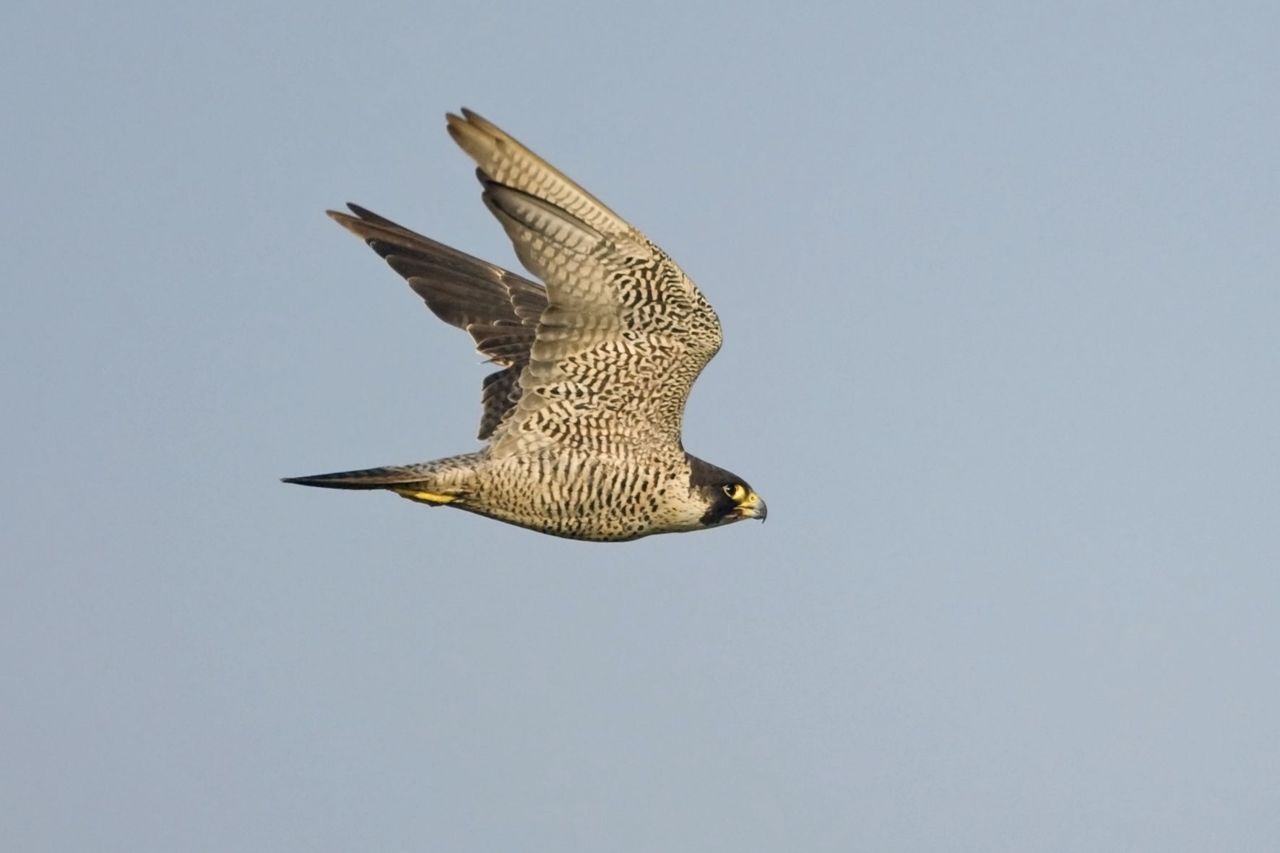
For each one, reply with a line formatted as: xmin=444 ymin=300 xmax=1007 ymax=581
xmin=4 ymin=2 xmax=1279 ymax=851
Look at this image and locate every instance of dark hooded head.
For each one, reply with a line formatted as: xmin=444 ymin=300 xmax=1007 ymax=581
xmin=687 ymin=455 xmax=767 ymax=527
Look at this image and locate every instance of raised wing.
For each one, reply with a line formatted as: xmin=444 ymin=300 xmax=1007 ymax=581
xmin=446 ymin=109 xmax=723 ymax=457
xmin=328 ymin=204 xmax=547 ymax=440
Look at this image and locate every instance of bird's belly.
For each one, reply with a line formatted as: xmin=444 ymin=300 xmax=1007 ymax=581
xmin=464 ymin=451 xmax=688 ymax=541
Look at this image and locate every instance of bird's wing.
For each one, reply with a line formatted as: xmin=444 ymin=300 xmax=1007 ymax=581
xmin=328 ymin=204 xmax=547 ymax=440
xmin=446 ymin=109 xmax=723 ymax=458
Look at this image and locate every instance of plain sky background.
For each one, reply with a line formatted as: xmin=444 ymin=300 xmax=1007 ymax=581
xmin=4 ymin=2 xmax=1278 ymax=851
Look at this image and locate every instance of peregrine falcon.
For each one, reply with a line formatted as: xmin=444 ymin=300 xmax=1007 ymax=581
xmin=283 ymin=109 xmax=766 ymax=541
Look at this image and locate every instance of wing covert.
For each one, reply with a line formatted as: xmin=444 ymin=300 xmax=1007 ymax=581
xmin=445 ymin=110 xmax=724 ymax=457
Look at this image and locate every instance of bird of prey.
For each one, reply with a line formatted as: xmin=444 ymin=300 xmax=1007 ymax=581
xmin=283 ymin=109 xmax=766 ymax=541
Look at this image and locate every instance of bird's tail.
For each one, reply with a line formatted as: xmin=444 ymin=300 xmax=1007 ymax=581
xmin=282 ymin=456 xmax=478 ymax=506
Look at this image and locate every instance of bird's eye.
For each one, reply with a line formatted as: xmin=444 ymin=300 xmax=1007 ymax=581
xmin=722 ymin=483 xmax=745 ymax=501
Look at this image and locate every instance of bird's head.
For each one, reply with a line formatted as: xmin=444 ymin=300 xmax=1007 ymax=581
xmin=687 ymin=456 xmax=767 ymax=528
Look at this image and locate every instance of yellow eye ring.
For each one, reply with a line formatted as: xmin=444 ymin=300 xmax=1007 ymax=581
xmin=722 ymin=483 xmax=746 ymax=501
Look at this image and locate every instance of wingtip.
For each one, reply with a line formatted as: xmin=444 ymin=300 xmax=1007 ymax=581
xmin=327 ymin=201 xmax=375 ymax=217
xmin=445 ymin=110 xmax=468 ymax=136
xmin=447 ymin=109 xmax=500 ymax=153
xmin=328 ymin=203 xmax=389 ymax=235
xmin=326 ymin=208 xmax=362 ymax=237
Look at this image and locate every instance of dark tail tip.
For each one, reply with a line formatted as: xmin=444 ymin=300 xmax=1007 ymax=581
xmin=280 ymin=468 xmax=410 ymax=490
xmin=282 ymin=474 xmax=355 ymax=489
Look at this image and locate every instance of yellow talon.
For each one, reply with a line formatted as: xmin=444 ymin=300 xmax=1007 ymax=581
xmin=392 ymin=488 xmax=459 ymax=506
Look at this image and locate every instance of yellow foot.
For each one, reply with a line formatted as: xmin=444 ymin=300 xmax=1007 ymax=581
xmin=392 ymin=488 xmax=460 ymax=506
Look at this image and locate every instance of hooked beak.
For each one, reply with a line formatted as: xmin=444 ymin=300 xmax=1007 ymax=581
xmin=733 ymin=490 xmax=767 ymax=522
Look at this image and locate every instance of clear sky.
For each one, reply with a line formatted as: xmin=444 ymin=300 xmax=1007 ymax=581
xmin=4 ymin=2 xmax=1278 ymax=851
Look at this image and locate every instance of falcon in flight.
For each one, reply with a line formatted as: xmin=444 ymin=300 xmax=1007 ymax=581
xmin=284 ymin=109 xmax=766 ymax=541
